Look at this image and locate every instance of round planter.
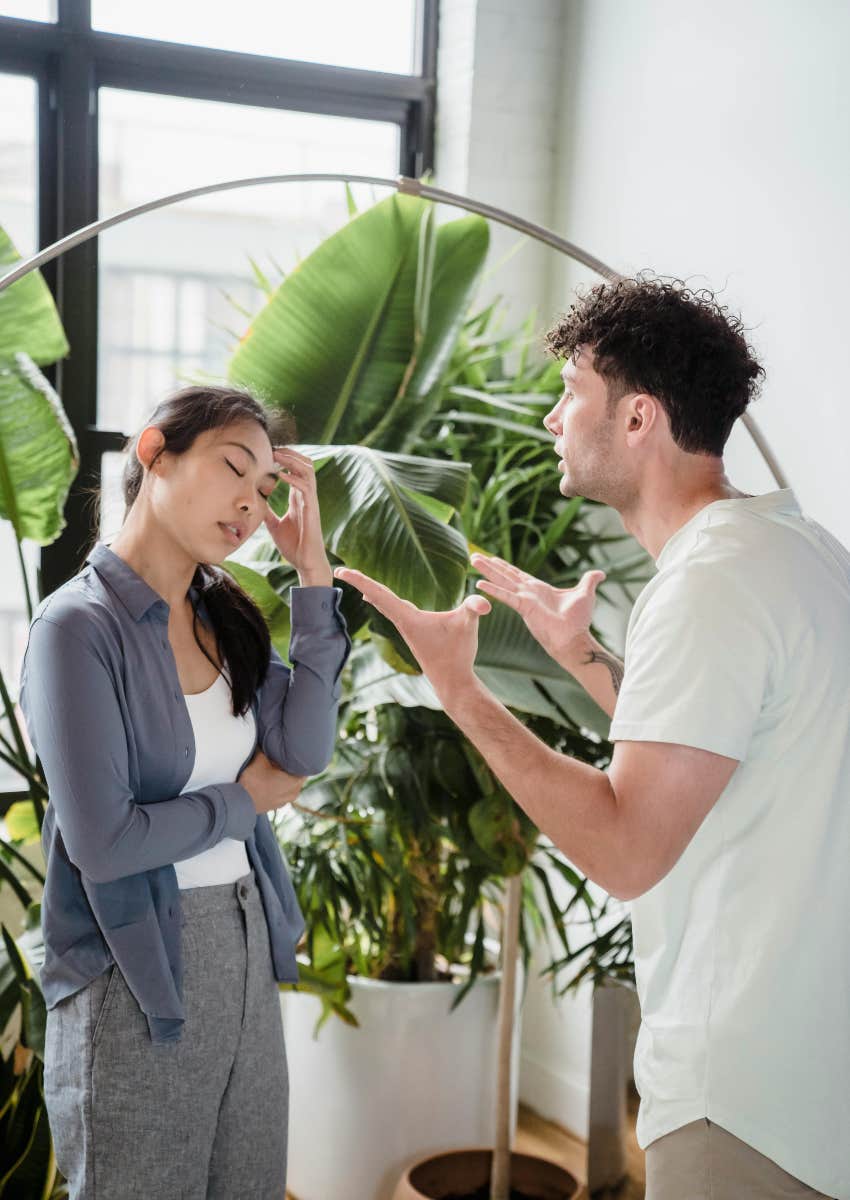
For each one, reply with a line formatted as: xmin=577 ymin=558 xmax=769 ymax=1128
xmin=392 ymin=1148 xmax=579 ymax=1199
xmin=280 ymin=953 xmax=524 ymax=1200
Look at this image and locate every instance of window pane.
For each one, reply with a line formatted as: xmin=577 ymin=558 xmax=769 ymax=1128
xmin=0 ymin=2 xmax=55 ymax=18
xmin=0 ymin=72 xmax=40 ymax=796
xmin=99 ymin=451 xmax=128 ymax=543
xmin=0 ymin=73 xmax=37 ymax=256
xmin=92 ymin=0 xmax=417 ymax=74
xmin=97 ymin=87 xmax=399 ymax=434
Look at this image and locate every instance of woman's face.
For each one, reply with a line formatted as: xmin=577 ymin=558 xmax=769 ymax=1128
xmin=142 ymin=419 xmax=282 ymax=562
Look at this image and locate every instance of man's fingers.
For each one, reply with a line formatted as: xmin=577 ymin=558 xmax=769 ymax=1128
xmin=470 ymin=552 xmax=527 ymax=585
xmin=463 ymin=594 xmax=491 ymax=617
xmin=333 ymin=566 xmax=413 ymax=620
xmin=475 ymin=580 xmax=522 ymax=611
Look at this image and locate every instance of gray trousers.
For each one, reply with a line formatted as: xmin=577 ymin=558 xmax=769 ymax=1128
xmin=645 ymin=1117 xmax=837 ymax=1199
xmin=43 ymin=867 xmax=289 ymax=1199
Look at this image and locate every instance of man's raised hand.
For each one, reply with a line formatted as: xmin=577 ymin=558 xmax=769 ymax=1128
xmin=332 ymin=566 xmax=491 ymax=702
xmin=470 ymin=553 xmax=606 ymax=671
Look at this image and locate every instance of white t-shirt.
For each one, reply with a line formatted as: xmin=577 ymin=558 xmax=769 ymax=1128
xmin=608 ymin=488 xmax=850 ymax=1199
xmin=173 ymin=667 xmax=256 ymax=889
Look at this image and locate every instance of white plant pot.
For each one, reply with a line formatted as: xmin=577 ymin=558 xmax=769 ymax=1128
xmin=280 ymin=952 xmax=525 ymax=1200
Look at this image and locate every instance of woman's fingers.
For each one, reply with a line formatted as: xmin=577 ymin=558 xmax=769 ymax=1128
xmin=273 ymin=449 xmax=317 ymax=480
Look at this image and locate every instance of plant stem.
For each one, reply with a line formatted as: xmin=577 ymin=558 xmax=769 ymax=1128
xmin=15 ymin=536 xmax=34 ymax=624
xmin=0 ymin=664 xmax=31 ymax=775
xmin=491 ymin=872 xmax=522 ymax=1200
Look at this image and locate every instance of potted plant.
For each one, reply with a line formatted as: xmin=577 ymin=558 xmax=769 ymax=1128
xmin=224 ymin=192 xmax=652 ymax=1199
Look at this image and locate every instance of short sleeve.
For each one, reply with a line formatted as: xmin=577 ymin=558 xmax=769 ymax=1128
xmin=608 ymin=562 xmax=776 ymax=761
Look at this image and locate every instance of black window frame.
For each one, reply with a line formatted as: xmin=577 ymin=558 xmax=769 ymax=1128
xmin=0 ymin=0 xmax=437 ymax=806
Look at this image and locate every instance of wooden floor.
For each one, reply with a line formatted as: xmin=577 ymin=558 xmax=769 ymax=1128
xmin=286 ymin=1082 xmax=645 ymax=1199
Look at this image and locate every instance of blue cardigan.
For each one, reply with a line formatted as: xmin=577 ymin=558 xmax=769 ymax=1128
xmin=18 ymin=540 xmax=351 ymax=1043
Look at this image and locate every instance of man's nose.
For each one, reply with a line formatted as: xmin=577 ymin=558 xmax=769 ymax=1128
xmin=543 ymin=408 xmax=560 ymax=436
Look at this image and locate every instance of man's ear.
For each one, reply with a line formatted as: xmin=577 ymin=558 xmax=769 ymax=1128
xmin=624 ymin=393 xmax=658 ymax=440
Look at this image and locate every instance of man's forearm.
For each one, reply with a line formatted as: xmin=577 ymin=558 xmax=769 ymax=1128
xmin=559 ymin=632 xmax=624 ymax=719
xmin=441 ymin=675 xmax=626 ymax=895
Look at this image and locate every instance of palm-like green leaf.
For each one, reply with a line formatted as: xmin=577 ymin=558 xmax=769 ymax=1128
xmin=227 ymin=193 xmax=488 ymax=449
xmin=0 ymin=225 xmax=69 ymax=365
xmin=302 ymin=444 xmax=471 ymax=610
xmin=220 ymin=559 xmax=293 ymax=663
xmin=474 ymin=603 xmax=610 ymax=736
xmin=0 ymin=354 xmax=78 ymax=544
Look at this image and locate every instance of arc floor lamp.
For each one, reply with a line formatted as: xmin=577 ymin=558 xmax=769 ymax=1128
xmin=0 ymin=171 xmax=789 ymax=489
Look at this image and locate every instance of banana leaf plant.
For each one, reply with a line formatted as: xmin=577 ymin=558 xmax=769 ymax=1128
xmin=0 ymin=221 xmax=75 ymax=1200
xmin=224 ymin=194 xmax=647 ymax=1200
xmin=222 ymin=192 xmax=650 ymax=1030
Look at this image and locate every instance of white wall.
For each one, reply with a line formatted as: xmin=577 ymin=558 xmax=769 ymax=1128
xmin=435 ymin=0 xmax=566 ymax=332
xmin=550 ymin=0 xmax=850 ymax=543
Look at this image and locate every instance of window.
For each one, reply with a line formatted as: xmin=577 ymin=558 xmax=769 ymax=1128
xmin=97 ymin=87 xmax=399 ymax=432
xmin=0 ymin=73 xmax=37 ymax=255
xmin=0 ymin=2 xmax=435 ymax=808
xmin=0 ymin=2 xmax=54 ymax=19
xmin=92 ymin=0 xmax=419 ymax=75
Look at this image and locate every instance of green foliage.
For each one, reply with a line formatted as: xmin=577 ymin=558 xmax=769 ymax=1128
xmin=225 ymin=195 xmax=651 ymax=1025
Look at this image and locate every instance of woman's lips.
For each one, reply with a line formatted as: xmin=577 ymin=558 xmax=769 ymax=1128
xmin=217 ymin=522 xmax=241 ymax=546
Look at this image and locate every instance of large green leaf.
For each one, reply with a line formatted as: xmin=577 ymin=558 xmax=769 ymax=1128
xmin=361 ymin=212 xmax=491 ymax=452
xmin=227 ymin=193 xmax=488 ymax=448
xmin=220 ymin=559 xmax=293 ymax=664
xmin=0 ymin=224 xmax=69 ymax=365
xmin=303 ymin=444 xmax=471 ymax=611
xmin=0 ymin=354 xmax=79 ymax=544
xmin=474 ymin=602 xmax=611 ymax=737
xmin=228 ymin=193 xmax=423 ymax=442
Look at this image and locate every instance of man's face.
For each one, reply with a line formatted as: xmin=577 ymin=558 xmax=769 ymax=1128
xmin=542 ymin=344 xmax=626 ymax=506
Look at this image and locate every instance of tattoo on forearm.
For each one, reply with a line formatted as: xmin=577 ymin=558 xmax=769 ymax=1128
xmin=583 ymin=646 xmax=624 ymax=695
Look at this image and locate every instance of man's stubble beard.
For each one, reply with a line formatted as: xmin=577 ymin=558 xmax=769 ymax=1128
xmin=558 ymin=422 xmax=635 ymax=512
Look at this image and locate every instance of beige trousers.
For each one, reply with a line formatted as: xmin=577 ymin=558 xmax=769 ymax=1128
xmin=644 ymin=1118 xmax=837 ymax=1199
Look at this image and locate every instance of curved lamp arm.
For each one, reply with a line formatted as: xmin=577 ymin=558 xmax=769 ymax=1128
xmin=0 ymin=171 xmax=788 ymax=488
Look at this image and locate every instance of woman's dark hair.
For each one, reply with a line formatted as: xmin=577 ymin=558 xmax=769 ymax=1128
xmin=85 ymin=384 xmax=296 ymax=719
xmin=544 ymin=270 xmax=766 ymax=456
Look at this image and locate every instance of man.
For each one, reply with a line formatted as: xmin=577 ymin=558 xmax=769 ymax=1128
xmin=335 ymin=275 xmax=849 ymax=1200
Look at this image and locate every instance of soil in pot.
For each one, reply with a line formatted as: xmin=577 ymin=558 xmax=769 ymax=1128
xmin=399 ymin=1149 xmax=578 ymax=1200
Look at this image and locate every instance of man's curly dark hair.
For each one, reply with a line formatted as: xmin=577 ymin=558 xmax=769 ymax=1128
xmin=544 ymin=271 xmax=766 ymax=457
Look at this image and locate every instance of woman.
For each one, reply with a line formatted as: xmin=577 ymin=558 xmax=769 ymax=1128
xmin=18 ymin=384 xmax=351 ymax=1199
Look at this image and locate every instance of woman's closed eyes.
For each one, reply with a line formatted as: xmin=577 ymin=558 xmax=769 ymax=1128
xmin=224 ymin=458 xmax=275 ymax=501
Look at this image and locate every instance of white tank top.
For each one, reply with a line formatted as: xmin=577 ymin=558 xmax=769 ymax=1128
xmin=173 ymin=665 xmax=257 ymax=889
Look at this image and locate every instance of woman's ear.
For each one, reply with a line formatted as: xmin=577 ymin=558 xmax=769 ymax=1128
xmin=136 ymin=425 xmax=166 ymax=473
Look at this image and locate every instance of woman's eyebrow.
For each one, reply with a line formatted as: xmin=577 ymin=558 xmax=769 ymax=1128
xmin=222 ymin=440 xmax=279 ymax=482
